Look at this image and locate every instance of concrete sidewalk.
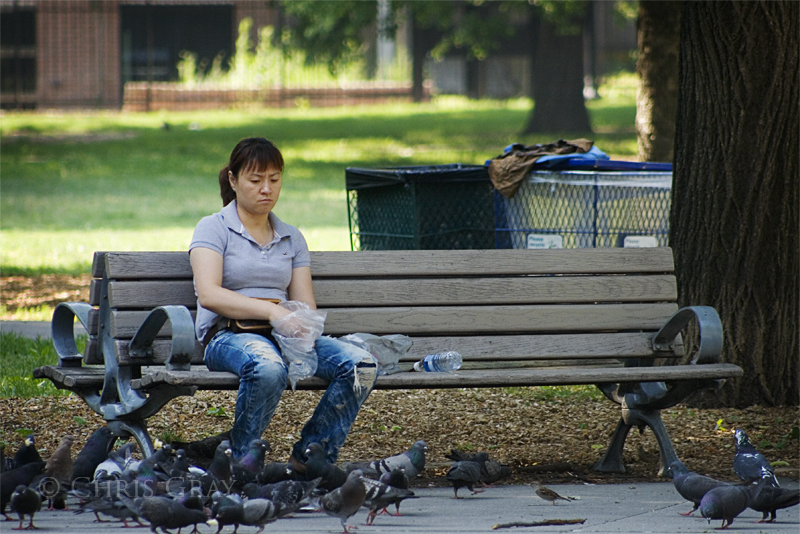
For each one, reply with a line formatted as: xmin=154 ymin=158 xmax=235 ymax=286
xmin=12 ymin=481 xmax=800 ymax=534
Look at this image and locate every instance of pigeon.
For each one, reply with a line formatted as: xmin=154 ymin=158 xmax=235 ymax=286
xmin=317 ymin=469 xmax=367 ymax=533
xmin=445 ymin=461 xmax=484 ymax=498
xmin=121 ymin=494 xmax=208 ymax=534
xmin=361 ymin=476 xmax=417 ymax=525
xmin=172 ymin=430 xmax=232 ymax=468
xmin=242 ymin=477 xmax=321 ymax=511
xmin=256 ymin=461 xmax=294 ymax=485
xmin=231 ymin=439 xmax=270 ymax=490
xmin=303 ymin=442 xmax=348 ymax=491
xmin=12 ymin=435 xmax=42 ymax=468
xmin=668 ymin=460 xmax=731 ymax=516
xmin=73 ymin=493 xmax=145 ymax=527
xmin=748 ymin=466 xmax=800 ymax=522
xmin=9 ymin=484 xmax=41 ymax=530
xmin=214 ymin=497 xmax=282 ymax=534
xmin=733 ymin=429 xmax=779 ymax=485
xmin=198 ymin=440 xmax=234 ymax=495
xmin=446 ymin=450 xmax=512 ymax=487
xmin=93 ymin=442 xmax=138 ymax=479
xmin=346 ymin=440 xmax=428 ymax=479
xmin=531 ymin=482 xmax=571 ymax=505
xmin=72 ymin=427 xmax=116 ymax=482
xmin=699 ymin=484 xmax=754 ymax=529
xmin=209 ymin=490 xmax=242 ymax=520
xmin=0 ymin=462 xmax=45 ymax=520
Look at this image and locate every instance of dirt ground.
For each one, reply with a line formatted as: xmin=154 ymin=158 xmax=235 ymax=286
xmin=2 ymin=275 xmax=798 ymax=486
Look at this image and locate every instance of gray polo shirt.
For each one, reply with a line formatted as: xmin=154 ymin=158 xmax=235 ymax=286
xmin=189 ymin=201 xmax=311 ymax=341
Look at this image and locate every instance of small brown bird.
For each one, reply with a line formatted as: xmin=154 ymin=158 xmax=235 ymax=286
xmin=531 ymin=482 xmax=571 ymax=505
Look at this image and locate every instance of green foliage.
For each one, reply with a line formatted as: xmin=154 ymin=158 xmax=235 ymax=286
xmin=0 ymin=333 xmax=76 ymax=397
xmin=206 ymin=406 xmax=229 ymax=417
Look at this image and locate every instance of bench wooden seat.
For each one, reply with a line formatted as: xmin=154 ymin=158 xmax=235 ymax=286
xmin=33 ymin=248 xmax=743 ymax=476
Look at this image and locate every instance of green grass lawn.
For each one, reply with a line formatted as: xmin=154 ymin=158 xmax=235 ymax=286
xmin=2 ymin=91 xmax=637 ymax=278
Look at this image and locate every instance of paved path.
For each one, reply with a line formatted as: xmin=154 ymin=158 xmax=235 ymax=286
xmin=7 ymin=481 xmax=799 ymax=534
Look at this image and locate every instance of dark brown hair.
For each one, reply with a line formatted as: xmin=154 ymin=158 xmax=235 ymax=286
xmin=219 ymin=137 xmax=284 ymax=206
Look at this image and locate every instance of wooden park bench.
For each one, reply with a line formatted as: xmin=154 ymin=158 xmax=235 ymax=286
xmin=34 ymin=247 xmax=742 ymax=475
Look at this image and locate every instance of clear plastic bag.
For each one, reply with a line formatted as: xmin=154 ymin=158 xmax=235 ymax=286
xmin=271 ymin=301 xmax=327 ymax=390
xmin=339 ymin=333 xmax=412 ymax=375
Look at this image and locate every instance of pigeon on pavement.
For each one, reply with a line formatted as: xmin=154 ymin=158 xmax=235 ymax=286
xmin=748 ymin=466 xmax=800 ymax=523
xmin=0 ymin=462 xmax=45 ymax=520
xmin=303 ymin=442 xmax=348 ymax=491
xmin=361 ymin=476 xmax=417 ymax=525
xmin=699 ymin=484 xmax=755 ymax=529
xmin=243 ymin=477 xmax=321 ymax=512
xmin=231 ymin=439 xmax=270 ymax=490
xmin=214 ymin=497 xmax=282 ymax=534
xmin=317 ymin=469 xmax=367 ymax=533
xmin=446 ymin=461 xmax=484 ymax=499
xmin=733 ymin=429 xmax=779 ymax=485
xmin=346 ymin=440 xmax=428 ymax=479
xmin=121 ymin=494 xmax=208 ymax=534
xmin=72 ymin=427 xmax=115 ymax=482
xmin=256 ymin=461 xmax=294 ymax=485
xmin=531 ymin=482 xmax=572 ymax=505
xmin=12 ymin=435 xmax=43 ymax=469
xmin=45 ymin=435 xmax=75 ymax=482
xmin=668 ymin=460 xmax=731 ymax=516
xmin=204 ymin=440 xmax=234 ymax=494
xmin=73 ymin=493 xmax=145 ymax=528
xmin=9 ymin=484 xmax=42 ymax=530
xmin=93 ymin=442 xmax=138 ymax=479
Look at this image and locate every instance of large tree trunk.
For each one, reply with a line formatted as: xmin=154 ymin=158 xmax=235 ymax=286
xmin=672 ymin=1 xmax=799 ymax=407
xmin=523 ymin=13 xmax=591 ymax=134
xmin=636 ymin=1 xmax=681 ymax=163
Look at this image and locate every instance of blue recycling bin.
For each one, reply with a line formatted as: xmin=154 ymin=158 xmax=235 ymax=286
xmin=494 ymin=159 xmax=672 ymax=249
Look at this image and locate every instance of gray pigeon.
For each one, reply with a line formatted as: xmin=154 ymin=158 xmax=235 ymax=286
xmin=346 ymin=440 xmax=427 ymax=479
xmin=733 ymin=429 xmax=779 ymax=485
xmin=256 ymin=461 xmax=294 ymax=484
xmin=446 ymin=461 xmax=484 ymax=499
xmin=73 ymin=494 xmax=145 ymax=528
xmin=231 ymin=439 xmax=270 ymax=491
xmin=243 ymin=477 xmax=321 ymax=512
xmin=361 ymin=476 xmax=417 ymax=525
xmin=317 ymin=469 xmax=367 ymax=533
xmin=72 ymin=427 xmax=115 ymax=481
xmin=669 ymin=460 xmax=731 ymax=516
xmin=699 ymin=484 xmax=755 ymax=529
xmin=203 ymin=440 xmax=234 ymax=494
xmin=379 ymin=467 xmax=411 ymax=515
xmin=93 ymin=442 xmax=138 ymax=478
xmin=214 ymin=498 xmax=282 ymax=534
xmin=9 ymin=484 xmax=42 ymax=530
xmin=748 ymin=466 xmax=800 ymax=522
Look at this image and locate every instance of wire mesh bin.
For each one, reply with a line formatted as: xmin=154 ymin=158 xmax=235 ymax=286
xmin=346 ymin=164 xmax=495 ymax=250
xmin=495 ymin=166 xmax=672 ymax=249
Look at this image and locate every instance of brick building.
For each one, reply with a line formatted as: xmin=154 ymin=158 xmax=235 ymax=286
xmin=0 ymin=0 xmax=274 ymax=109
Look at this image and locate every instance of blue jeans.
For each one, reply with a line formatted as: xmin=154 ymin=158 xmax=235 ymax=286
xmin=204 ymin=330 xmax=378 ymax=461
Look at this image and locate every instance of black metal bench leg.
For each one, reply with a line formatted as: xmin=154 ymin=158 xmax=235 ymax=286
xmin=593 ymin=417 xmax=631 ymax=473
xmin=107 ymin=420 xmax=155 ymax=458
xmin=622 ymin=408 xmax=678 ymax=477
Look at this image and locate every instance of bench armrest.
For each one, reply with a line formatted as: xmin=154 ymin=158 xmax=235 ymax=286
xmin=652 ymin=305 xmax=723 ymax=364
xmin=129 ymin=305 xmax=196 ymax=371
xmin=52 ymin=302 xmax=93 ymax=367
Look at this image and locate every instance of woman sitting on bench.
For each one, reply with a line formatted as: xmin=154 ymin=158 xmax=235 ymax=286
xmin=189 ymin=137 xmax=378 ymax=466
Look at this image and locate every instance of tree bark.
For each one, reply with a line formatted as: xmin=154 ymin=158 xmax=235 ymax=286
xmin=523 ymin=13 xmax=592 ymax=134
xmin=636 ymin=1 xmax=681 ymax=163
xmin=672 ymin=1 xmax=799 ymax=407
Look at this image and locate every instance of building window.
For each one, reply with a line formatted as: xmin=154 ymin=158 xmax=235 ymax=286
xmin=0 ymin=3 xmax=37 ymax=107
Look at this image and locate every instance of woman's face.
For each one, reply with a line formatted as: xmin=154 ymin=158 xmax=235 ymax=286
xmin=230 ymin=164 xmax=282 ymax=217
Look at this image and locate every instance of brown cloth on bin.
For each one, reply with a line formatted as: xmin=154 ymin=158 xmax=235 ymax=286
xmin=488 ymin=138 xmax=594 ymax=199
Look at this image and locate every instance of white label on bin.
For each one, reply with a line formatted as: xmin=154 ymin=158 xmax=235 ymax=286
xmin=527 ymin=234 xmax=563 ymax=249
xmin=623 ymin=236 xmax=658 ymax=248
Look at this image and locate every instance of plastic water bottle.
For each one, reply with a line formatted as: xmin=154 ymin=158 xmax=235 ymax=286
xmin=413 ymin=351 xmax=462 ymax=373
